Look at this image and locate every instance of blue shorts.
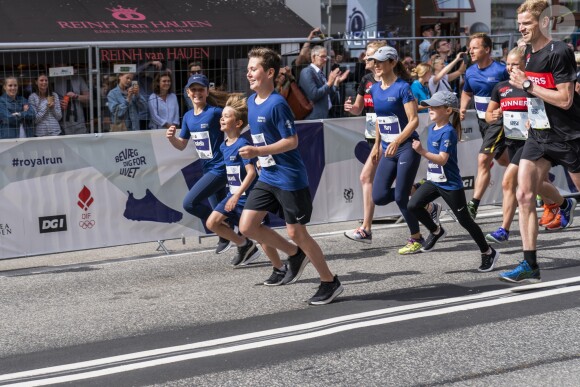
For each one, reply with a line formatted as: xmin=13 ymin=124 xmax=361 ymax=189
xmin=213 ymin=194 xmax=247 ymax=225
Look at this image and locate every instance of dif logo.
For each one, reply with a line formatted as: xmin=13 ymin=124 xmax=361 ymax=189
xmin=39 ymin=215 xmax=67 ymax=233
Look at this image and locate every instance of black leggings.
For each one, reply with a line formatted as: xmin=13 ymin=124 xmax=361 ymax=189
xmin=407 ymin=181 xmax=489 ymax=253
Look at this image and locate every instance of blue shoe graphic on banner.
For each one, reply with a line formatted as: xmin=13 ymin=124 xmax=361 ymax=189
xmin=124 ymin=189 xmax=183 ymax=223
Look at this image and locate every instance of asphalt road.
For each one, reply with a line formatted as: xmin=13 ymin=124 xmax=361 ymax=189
xmin=1 ymin=206 xmax=579 ymax=386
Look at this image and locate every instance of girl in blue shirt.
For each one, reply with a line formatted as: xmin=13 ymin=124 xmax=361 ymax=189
xmin=367 ymin=46 xmax=424 ymax=255
xmin=410 ymin=63 xmax=432 ymax=113
xmin=408 ymin=91 xmax=499 ymax=272
xmin=166 ymin=74 xmax=230 ymax=253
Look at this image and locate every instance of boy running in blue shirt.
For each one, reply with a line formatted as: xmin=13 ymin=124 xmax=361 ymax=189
xmin=238 ymin=47 xmax=343 ymax=305
xmin=206 ymin=94 xmax=262 ymax=267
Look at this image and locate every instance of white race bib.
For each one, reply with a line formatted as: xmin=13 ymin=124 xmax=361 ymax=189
xmin=251 ymin=133 xmax=276 ymax=167
xmin=474 ymin=96 xmax=491 ymax=119
xmin=191 ymin=131 xmax=213 ymax=159
xmin=527 ymin=98 xmax=551 ymax=129
xmin=226 ymin=165 xmax=244 ymax=195
xmin=365 ymin=113 xmax=377 ymax=139
xmin=377 ymin=115 xmax=401 ymax=143
xmin=503 ymin=111 xmax=528 ymax=140
xmin=427 ymin=162 xmax=447 ymax=182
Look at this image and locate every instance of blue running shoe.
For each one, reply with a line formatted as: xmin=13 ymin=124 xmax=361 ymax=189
xmin=559 ymin=197 xmax=577 ymax=229
xmin=499 ymin=260 xmax=541 ymax=284
xmin=485 ymin=227 xmax=509 ymax=243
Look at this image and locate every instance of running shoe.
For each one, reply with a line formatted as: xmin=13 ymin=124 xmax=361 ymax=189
xmin=545 ymin=197 xmax=577 ymax=231
xmin=231 ymin=239 xmax=261 ymax=267
xmin=430 ymin=202 xmax=442 ymax=226
xmin=421 ymin=226 xmax=446 ymax=252
xmin=398 ymin=238 xmax=425 ymax=255
xmin=344 ymin=227 xmax=372 ymax=244
xmin=467 ymin=200 xmax=477 ymax=219
xmin=215 ymin=237 xmax=232 ymax=254
xmin=478 ymin=246 xmax=499 ymax=272
xmin=263 ymin=264 xmax=287 ymax=286
xmin=499 ymin=260 xmax=541 ymax=283
xmin=538 ymin=203 xmax=559 ymax=227
xmin=308 ymin=275 xmax=344 ymax=305
xmin=485 ymin=227 xmax=510 ymax=243
xmin=282 ymin=247 xmax=309 ymax=285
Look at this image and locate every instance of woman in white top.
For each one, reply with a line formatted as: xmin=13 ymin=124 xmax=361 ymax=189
xmin=428 ymin=52 xmax=466 ymax=95
xmin=28 ymin=74 xmax=62 ymax=136
xmin=148 ymin=71 xmax=180 ymax=129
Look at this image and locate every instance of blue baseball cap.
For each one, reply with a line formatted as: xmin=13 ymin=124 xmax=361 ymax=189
xmin=185 ymin=74 xmax=209 ymax=89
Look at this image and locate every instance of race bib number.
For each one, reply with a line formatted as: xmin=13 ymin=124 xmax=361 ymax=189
xmin=226 ymin=165 xmax=244 ymax=195
xmin=377 ymin=115 xmax=401 ymax=143
xmin=191 ymin=131 xmax=213 ymax=159
xmin=503 ymin=111 xmax=528 ymax=140
xmin=427 ymin=162 xmax=447 ymax=182
xmin=365 ymin=113 xmax=377 ymax=139
xmin=474 ymin=96 xmax=491 ymax=119
xmin=527 ymin=98 xmax=551 ymax=129
xmin=251 ymin=133 xmax=276 ymax=167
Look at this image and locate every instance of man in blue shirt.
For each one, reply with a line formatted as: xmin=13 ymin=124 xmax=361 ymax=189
xmin=460 ymin=32 xmax=510 ymax=218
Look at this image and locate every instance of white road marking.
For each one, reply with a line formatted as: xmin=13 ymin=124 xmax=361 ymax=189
xmin=2 ymin=276 xmax=579 ymax=386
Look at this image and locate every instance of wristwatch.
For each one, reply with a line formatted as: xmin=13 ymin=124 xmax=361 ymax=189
xmin=522 ymin=79 xmax=532 ymax=92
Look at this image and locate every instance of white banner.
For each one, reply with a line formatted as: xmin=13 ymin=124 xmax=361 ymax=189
xmin=0 ymin=131 xmax=204 ymax=259
xmin=0 ymin=112 xmax=575 ymax=259
xmin=344 ymin=0 xmax=378 ymax=50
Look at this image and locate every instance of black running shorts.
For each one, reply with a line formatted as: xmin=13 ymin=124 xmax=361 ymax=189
xmin=506 ymin=138 xmax=526 ymax=166
xmin=521 ymin=136 xmax=580 ymax=173
xmin=478 ymin=119 xmax=506 ymax=160
xmin=244 ymin=181 xmax=313 ymax=225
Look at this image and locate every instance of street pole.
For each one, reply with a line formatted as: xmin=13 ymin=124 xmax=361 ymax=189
xmin=411 ymin=0 xmax=417 ymax=61
xmin=327 ymin=0 xmax=332 ymax=36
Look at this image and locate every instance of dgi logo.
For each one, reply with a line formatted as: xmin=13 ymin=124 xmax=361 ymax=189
xmin=39 ymin=215 xmax=67 ymax=233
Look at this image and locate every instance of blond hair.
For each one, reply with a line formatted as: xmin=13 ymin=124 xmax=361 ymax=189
xmin=225 ymin=93 xmax=248 ymax=129
xmin=411 ymin=63 xmax=432 ymax=79
xmin=367 ymin=40 xmax=387 ymax=51
xmin=517 ymin=0 xmax=550 ymax=19
xmin=508 ymin=46 xmax=526 ymax=60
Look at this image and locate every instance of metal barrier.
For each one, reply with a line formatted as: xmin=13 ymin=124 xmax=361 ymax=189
xmin=1 ymin=33 xmax=578 ymax=135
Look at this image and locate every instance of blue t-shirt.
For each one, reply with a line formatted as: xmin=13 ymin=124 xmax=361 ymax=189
xmin=410 ymin=79 xmax=430 ymax=109
xmin=463 ymin=61 xmax=509 ymax=117
xmin=426 ymin=122 xmax=462 ymax=190
xmin=220 ymin=137 xmax=256 ymax=205
xmin=248 ymin=92 xmax=309 ymax=191
xmin=179 ymin=105 xmax=225 ymax=176
xmin=370 ymin=78 xmax=418 ymax=149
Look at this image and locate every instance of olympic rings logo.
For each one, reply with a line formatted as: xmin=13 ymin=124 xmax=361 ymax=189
xmin=79 ymin=220 xmax=96 ymax=229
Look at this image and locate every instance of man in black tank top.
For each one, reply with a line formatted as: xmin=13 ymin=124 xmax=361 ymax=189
xmin=499 ymin=0 xmax=580 ymax=284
